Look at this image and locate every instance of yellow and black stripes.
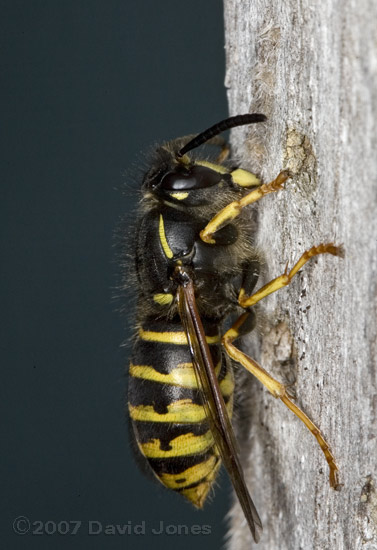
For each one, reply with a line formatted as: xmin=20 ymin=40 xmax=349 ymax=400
xmin=138 ymin=327 xmax=221 ymax=345
xmin=128 ymin=316 xmax=234 ymax=507
xmin=132 ymin=319 xmax=222 ymax=375
xmin=147 ymin=449 xmax=221 ymax=507
xmin=129 ymin=399 xmax=208 ymax=424
xmin=130 ymin=360 xmax=221 ymax=389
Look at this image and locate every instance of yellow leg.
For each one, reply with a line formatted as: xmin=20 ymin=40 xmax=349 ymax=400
xmin=216 ymin=141 xmax=230 ymax=164
xmin=201 ymin=135 xmax=230 ymax=163
xmin=216 ymin=146 xmax=230 ymax=164
xmin=222 ymin=315 xmax=340 ymax=489
xmin=239 ymin=243 xmax=344 ymax=308
xmin=200 ymin=170 xmax=289 ymax=244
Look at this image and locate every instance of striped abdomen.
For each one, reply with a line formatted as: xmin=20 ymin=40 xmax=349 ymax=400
xmin=128 ymin=317 xmax=234 ymax=508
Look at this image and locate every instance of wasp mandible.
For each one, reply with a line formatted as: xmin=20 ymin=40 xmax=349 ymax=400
xmin=126 ymin=114 xmax=342 ymax=543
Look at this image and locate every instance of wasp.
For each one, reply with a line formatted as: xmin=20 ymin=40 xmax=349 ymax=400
xmin=126 ymin=114 xmax=342 ymax=543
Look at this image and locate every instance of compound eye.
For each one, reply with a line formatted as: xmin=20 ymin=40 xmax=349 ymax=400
xmin=160 ymin=165 xmax=222 ymax=191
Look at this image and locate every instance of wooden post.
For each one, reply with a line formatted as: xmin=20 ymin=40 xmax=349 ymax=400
xmin=224 ymin=1 xmax=377 ymax=548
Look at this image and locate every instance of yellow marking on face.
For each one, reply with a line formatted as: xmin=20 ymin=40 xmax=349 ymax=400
xmin=139 ymin=430 xmax=214 ymax=458
xmin=170 ymin=192 xmax=189 ymax=200
xmin=128 ymin=399 xmax=207 ymax=423
xmin=153 ymin=293 xmax=174 ymax=306
xmin=195 ymin=160 xmax=229 ymax=174
xmin=139 ymin=328 xmax=220 ymax=345
xmin=219 ymin=368 xmax=235 ymax=398
xmin=231 ymin=168 xmax=260 ymax=187
xmin=130 ymin=361 xmax=221 ymax=388
xmin=159 ymin=454 xmax=218 ymax=489
xmin=159 ymin=214 xmax=173 ymax=259
xmin=180 ymin=461 xmax=221 ymax=508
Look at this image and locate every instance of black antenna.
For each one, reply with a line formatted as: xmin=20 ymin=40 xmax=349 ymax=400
xmin=177 ymin=113 xmax=267 ymax=157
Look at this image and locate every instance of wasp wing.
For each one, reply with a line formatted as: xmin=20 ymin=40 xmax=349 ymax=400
xmin=176 ymin=273 xmax=262 ymax=543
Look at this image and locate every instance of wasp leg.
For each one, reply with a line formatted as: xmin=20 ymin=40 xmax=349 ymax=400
xmin=181 ymin=135 xmax=230 ymax=163
xmin=238 ymin=243 xmax=344 ymax=308
xmin=205 ymin=135 xmax=230 ymax=163
xmin=216 ymin=144 xmax=230 ymax=164
xmin=222 ymin=312 xmax=340 ymax=489
xmin=200 ymin=170 xmax=289 ymax=244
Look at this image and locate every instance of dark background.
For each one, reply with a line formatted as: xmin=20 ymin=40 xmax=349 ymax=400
xmin=1 ymin=1 xmax=230 ymax=549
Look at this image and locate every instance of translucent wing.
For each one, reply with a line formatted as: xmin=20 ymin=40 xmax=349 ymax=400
xmin=175 ymin=268 xmax=262 ymax=543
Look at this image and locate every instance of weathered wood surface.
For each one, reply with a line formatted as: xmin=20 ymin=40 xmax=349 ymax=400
xmin=224 ymin=1 xmax=377 ymax=548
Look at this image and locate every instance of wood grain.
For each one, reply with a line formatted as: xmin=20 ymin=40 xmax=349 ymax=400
xmin=224 ymin=1 xmax=377 ymax=548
